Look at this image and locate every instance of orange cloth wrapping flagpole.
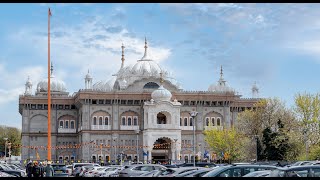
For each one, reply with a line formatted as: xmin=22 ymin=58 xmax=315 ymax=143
xmin=47 ymin=7 xmax=52 ymax=161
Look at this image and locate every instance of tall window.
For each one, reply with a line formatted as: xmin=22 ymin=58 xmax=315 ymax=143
xmin=122 ymin=117 xmax=126 ymax=125
xmin=184 ymin=118 xmax=188 ymax=126
xmin=104 ymin=117 xmax=109 ymax=125
xmin=180 ymin=118 xmax=182 ymax=126
xmin=190 ymin=117 xmax=193 ymax=126
xmin=59 ymin=120 xmax=64 ymax=128
xmin=217 ymin=118 xmax=221 ymax=126
xmin=99 ymin=117 xmax=103 ymax=125
xmin=128 ymin=117 xmax=132 ymax=126
xmin=211 ymin=118 xmax=215 ymax=126
xmin=65 ymin=120 xmax=69 ymax=128
xmin=70 ymin=120 xmax=75 ymax=129
xmin=205 ymin=118 xmax=209 ymax=126
xmin=133 ymin=117 xmax=138 ymax=126
xmin=93 ymin=117 xmax=97 ymax=125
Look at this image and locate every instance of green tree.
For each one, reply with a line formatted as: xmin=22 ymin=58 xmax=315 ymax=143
xmin=0 ymin=125 xmax=21 ymax=157
xmin=238 ymin=98 xmax=301 ymax=161
xmin=204 ymin=128 xmax=248 ymax=163
xmin=294 ymin=92 xmax=320 ymax=159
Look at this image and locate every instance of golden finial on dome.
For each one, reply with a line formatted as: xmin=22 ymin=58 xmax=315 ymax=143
xmin=121 ymin=43 xmax=125 ymax=68
xmin=160 ymin=72 xmax=164 ymax=85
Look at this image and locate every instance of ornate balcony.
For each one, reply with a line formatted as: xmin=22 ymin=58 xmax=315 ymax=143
xmin=91 ymin=125 xmax=111 ymax=130
xmin=58 ymin=128 xmax=76 ymax=133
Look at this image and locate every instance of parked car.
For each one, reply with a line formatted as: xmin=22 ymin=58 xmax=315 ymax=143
xmin=65 ymin=165 xmax=72 ymax=176
xmin=269 ymin=165 xmax=320 ymax=177
xmin=0 ymin=171 xmax=16 ymax=177
xmin=178 ymin=162 xmax=216 ymax=168
xmin=139 ymin=170 xmax=162 ymax=177
xmin=97 ymin=166 xmax=123 ymax=177
xmin=175 ymin=168 xmax=211 ymax=177
xmin=159 ymin=167 xmax=205 ymax=177
xmin=0 ymin=170 xmax=26 ymax=177
xmin=202 ymin=164 xmax=277 ymax=177
xmin=243 ymin=170 xmax=271 ymax=177
xmin=119 ymin=164 xmax=166 ymax=177
xmin=287 ymin=161 xmax=313 ymax=167
xmin=51 ymin=164 xmax=69 ymax=177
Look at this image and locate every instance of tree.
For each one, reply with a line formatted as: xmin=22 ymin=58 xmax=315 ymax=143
xmin=0 ymin=126 xmax=21 ymax=157
xmin=204 ymin=128 xmax=249 ymax=163
xmin=237 ymin=98 xmax=301 ymax=161
xmin=294 ymin=92 xmax=320 ymax=159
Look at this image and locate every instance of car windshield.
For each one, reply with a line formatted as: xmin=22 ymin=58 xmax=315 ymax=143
xmin=270 ymin=169 xmax=285 ymax=177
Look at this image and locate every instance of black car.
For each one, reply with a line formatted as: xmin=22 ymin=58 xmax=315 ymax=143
xmin=202 ymin=164 xmax=277 ymax=177
xmin=269 ymin=165 xmax=320 ymax=177
xmin=51 ymin=164 xmax=69 ymax=177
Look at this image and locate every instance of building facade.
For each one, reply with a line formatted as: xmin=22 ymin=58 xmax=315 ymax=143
xmin=19 ymin=39 xmax=260 ymax=164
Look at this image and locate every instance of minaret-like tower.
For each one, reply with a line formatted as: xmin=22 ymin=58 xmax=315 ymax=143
xmin=252 ymin=81 xmax=259 ymax=98
xmin=141 ymin=37 xmax=150 ymax=60
xmin=24 ymin=76 xmax=32 ymax=95
xmin=85 ymin=69 xmax=93 ymax=89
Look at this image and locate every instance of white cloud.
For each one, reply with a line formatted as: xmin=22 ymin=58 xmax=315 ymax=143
xmin=8 ymin=13 xmax=171 ymax=93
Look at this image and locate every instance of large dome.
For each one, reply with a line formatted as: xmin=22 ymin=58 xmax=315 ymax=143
xmin=37 ymin=75 xmax=67 ymax=92
xmin=151 ymin=85 xmax=172 ymax=102
xmin=93 ymin=76 xmax=116 ymax=91
xmin=131 ymin=60 xmax=162 ymax=77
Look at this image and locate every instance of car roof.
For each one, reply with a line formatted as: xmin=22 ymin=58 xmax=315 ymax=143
xmin=277 ymin=165 xmax=320 ymax=170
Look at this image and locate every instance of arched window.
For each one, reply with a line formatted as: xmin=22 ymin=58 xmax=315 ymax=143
xmin=65 ymin=120 xmax=69 ymax=128
xmin=122 ymin=117 xmax=126 ymax=125
xmin=185 ymin=156 xmax=189 ymax=163
xmin=59 ymin=120 xmax=64 ymax=128
xmin=205 ymin=118 xmax=209 ymax=126
xmin=105 ymin=117 xmax=109 ymax=125
xmin=184 ymin=118 xmax=188 ymax=126
xmin=157 ymin=113 xmax=166 ymax=124
xmin=211 ymin=118 xmax=215 ymax=126
xmin=189 ymin=117 xmax=193 ymax=126
xmin=217 ymin=118 xmax=221 ymax=126
xmin=133 ymin=117 xmax=138 ymax=125
xmin=99 ymin=117 xmax=103 ymax=125
xmin=93 ymin=117 xmax=97 ymax=125
xmin=143 ymin=82 xmax=160 ymax=89
xmin=70 ymin=121 xmax=75 ymax=129
xmin=128 ymin=117 xmax=132 ymax=126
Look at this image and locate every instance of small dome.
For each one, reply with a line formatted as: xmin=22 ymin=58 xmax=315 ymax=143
xmin=208 ymin=83 xmax=234 ymax=93
xmin=252 ymin=82 xmax=259 ymax=92
xmin=37 ymin=75 xmax=67 ymax=92
xmin=151 ymin=85 xmax=172 ymax=102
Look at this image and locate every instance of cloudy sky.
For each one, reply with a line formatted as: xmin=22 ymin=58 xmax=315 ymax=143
xmin=1 ymin=3 xmax=320 ymax=129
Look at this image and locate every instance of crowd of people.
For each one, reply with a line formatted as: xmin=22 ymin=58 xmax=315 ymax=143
xmin=25 ymin=160 xmax=54 ymax=177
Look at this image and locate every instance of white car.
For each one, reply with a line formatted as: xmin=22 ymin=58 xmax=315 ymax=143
xmin=83 ymin=166 xmax=103 ymax=177
xmin=98 ymin=167 xmax=123 ymax=177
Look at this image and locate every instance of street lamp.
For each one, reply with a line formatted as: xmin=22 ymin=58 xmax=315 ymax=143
xmin=112 ymin=135 xmax=117 ymax=164
xmin=174 ymin=139 xmax=178 ymax=164
xmin=134 ymin=129 xmax=140 ymax=164
xmin=189 ymin=111 xmax=198 ymax=167
xmin=3 ymin=138 xmax=8 ymax=162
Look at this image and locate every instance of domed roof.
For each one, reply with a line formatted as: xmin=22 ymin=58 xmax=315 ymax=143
xmin=252 ymin=81 xmax=259 ymax=92
xmin=151 ymin=85 xmax=172 ymax=102
xmin=37 ymin=75 xmax=67 ymax=92
xmin=93 ymin=76 xmax=116 ymax=91
xmin=85 ymin=69 xmax=92 ymax=79
xmin=208 ymin=66 xmax=235 ymax=93
xmin=36 ymin=64 xmax=67 ymax=92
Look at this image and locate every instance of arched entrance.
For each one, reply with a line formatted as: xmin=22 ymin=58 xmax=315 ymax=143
xmin=152 ymin=137 xmax=172 ymax=164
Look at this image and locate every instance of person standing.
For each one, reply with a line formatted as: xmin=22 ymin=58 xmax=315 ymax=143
xmin=39 ymin=162 xmax=45 ymax=177
xmin=32 ymin=161 xmax=41 ymax=177
xmin=45 ymin=161 xmax=55 ymax=177
xmin=26 ymin=161 xmax=33 ymax=177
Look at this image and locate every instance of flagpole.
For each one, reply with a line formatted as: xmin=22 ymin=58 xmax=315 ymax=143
xmin=47 ymin=7 xmax=52 ymax=161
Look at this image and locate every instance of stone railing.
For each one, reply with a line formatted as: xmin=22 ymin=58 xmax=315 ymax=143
xmin=58 ymin=128 xmax=76 ymax=133
xmin=204 ymin=126 xmax=223 ymax=131
xmin=180 ymin=126 xmax=194 ymax=131
xmin=91 ymin=125 xmax=111 ymax=130
xmin=120 ymin=125 xmax=139 ymax=130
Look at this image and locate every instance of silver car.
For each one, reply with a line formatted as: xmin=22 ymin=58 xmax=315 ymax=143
xmin=119 ymin=164 xmax=166 ymax=177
